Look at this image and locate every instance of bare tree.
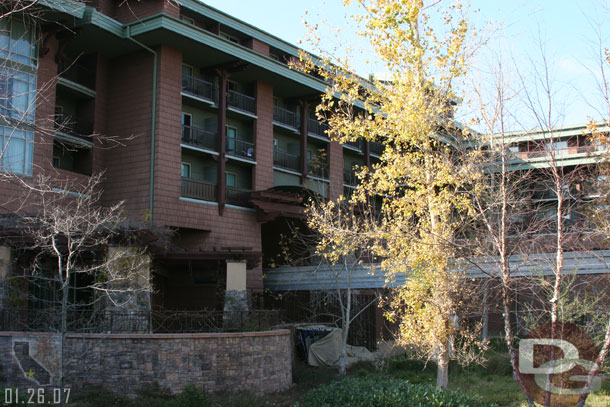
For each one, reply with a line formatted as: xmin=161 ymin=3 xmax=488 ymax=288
xmin=1 ymin=172 xmax=167 ymax=405
xmin=301 ymin=194 xmax=383 ymax=375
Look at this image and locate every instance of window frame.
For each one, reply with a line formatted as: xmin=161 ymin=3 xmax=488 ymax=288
xmin=226 ymin=171 xmax=237 ymax=187
xmin=181 ymin=162 xmax=191 ymax=178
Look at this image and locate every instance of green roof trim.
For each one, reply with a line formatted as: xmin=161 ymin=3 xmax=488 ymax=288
xmin=77 ymin=6 xmax=124 ymax=37
xmin=176 ymin=0 xmax=303 ymax=58
xmin=126 ymin=14 xmax=367 ymax=106
xmin=496 ymin=122 xmax=610 ymax=144
xmin=504 ymin=153 xmax=603 ymax=171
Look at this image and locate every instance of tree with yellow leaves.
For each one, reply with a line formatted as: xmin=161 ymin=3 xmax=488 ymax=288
xmin=297 ymin=0 xmax=485 ymax=388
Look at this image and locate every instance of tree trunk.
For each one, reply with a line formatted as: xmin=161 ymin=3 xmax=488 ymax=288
xmin=339 ymin=289 xmax=352 ymax=375
xmin=60 ymin=270 xmax=68 ymax=407
xmin=436 ymin=347 xmax=450 ymax=389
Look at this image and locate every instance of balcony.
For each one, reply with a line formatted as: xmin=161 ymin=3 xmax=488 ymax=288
xmin=227 ymin=90 xmax=256 ymax=115
xmin=58 ymin=62 xmax=96 ymax=90
xmin=273 ymin=106 xmax=299 ymax=129
xmin=226 ymin=186 xmax=251 ymax=207
xmin=345 ymin=139 xmax=363 ymax=151
xmin=308 ymin=160 xmax=329 ymax=179
xmin=370 ymin=141 xmax=384 ymax=156
xmin=308 ymin=118 xmax=329 ymax=138
xmin=344 ymin=168 xmax=358 ymax=186
xmin=226 ymin=138 xmax=255 ymax=160
xmin=181 ymin=177 xmax=217 ymax=201
xmin=54 ymin=117 xmax=93 ymax=140
xmin=518 ymin=145 xmax=599 ymax=159
xmin=182 ymin=125 xmax=217 ymax=151
xmin=273 ymin=149 xmax=300 ymax=172
xmin=182 ymin=75 xmax=216 ymax=103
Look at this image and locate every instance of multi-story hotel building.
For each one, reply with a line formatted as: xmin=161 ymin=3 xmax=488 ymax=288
xmin=1 ymin=1 xmax=608 ymax=343
xmin=0 ymin=0 xmax=385 ymax=314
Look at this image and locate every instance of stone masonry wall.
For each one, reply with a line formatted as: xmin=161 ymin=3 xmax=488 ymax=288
xmin=0 ymin=330 xmax=292 ymax=396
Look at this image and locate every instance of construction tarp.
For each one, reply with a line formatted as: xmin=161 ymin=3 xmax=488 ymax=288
xmin=307 ymin=328 xmax=375 ymax=367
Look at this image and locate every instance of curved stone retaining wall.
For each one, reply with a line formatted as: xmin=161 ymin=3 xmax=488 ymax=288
xmin=0 ymin=330 xmax=292 ymax=396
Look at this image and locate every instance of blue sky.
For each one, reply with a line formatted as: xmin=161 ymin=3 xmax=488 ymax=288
xmin=202 ymin=0 xmax=610 ymax=129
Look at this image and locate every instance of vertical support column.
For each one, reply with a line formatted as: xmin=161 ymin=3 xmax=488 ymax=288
xmin=105 ymin=246 xmax=151 ymax=332
xmin=328 ymin=140 xmax=344 ymax=201
xmin=0 ymin=246 xmax=11 ymax=309
xmin=217 ymin=69 xmax=229 ymax=215
xmin=299 ymin=100 xmax=309 ymax=183
xmin=253 ymin=81 xmax=274 ymax=191
xmin=224 ymin=260 xmax=248 ymax=329
xmin=364 ymin=140 xmax=371 ymax=169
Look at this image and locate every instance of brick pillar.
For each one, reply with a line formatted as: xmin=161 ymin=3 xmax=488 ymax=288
xmin=0 ymin=246 xmax=10 ymax=308
xmin=105 ymin=246 xmax=151 ymax=332
xmin=217 ymin=70 xmax=229 ymax=214
xmin=224 ymin=260 xmax=248 ymax=329
xmin=254 ymin=81 xmax=274 ymax=191
xmin=328 ymin=140 xmax=344 ymax=200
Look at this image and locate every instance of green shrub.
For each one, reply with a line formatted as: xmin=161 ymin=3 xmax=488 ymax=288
xmin=387 ymin=356 xmax=431 ymax=374
xmin=170 ymin=384 xmax=211 ymax=407
xmin=298 ymin=376 xmax=496 ymax=407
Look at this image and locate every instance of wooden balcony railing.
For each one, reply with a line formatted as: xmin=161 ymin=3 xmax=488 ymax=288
xmin=226 ymin=138 xmax=255 ymax=160
xmin=182 ymin=125 xmax=217 ymax=151
xmin=182 ymin=74 xmax=216 ymax=103
xmin=181 ymin=177 xmax=217 ymax=201
xmin=308 ymin=160 xmax=329 ymax=179
xmin=273 ymin=106 xmax=299 ymax=129
xmin=227 ymin=90 xmax=256 ymax=114
xmin=344 ymin=168 xmax=358 ymax=186
xmin=273 ymin=149 xmax=300 ymax=172
xmin=369 ymin=141 xmax=384 ymax=156
xmin=307 ymin=118 xmax=329 ymax=138
xmin=226 ymin=186 xmax=251 ymax=207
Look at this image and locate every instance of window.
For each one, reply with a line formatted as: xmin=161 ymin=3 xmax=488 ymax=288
xmin=226 ymin=126 xmax=237 ymax=152
xmin=509 ymin=146 xmax=519 ymax=153
xmin=181 ymin=162 xmax=191 ymax=178
xmin=0 ymin=66 xmax=36 ymax=122
xmin=226 ymin=172 xmax=236 ymax=187
xmin=52 ymin=140 xmax=92 ymax=175
xmin=273 ymin=97 xmax=279 ymax=107
xmin=273 ymin=138 xmax=278 ymax=150
xmin=227 ymin=80 xmax=240 ymax=93
xmin=182 ymin=113 xmax=192 ymax=141
xmin=180 ymin=15 xmax=195 ymax=25
xmin=0 ymin=20 xmax=36 ymax=176
xmin=220 ymin=32 xmax=240 ymax=44
xmin=0 ymin=19 xmax=37 ymax=66
xmin=182 ymin=64 xmax=193 ymax=78
xmin=0 ymin=126 xmax=33 ymax=175
xmin=546 ymin=140 xmax=568 ymax=151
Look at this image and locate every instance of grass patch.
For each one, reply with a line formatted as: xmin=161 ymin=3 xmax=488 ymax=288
xmin=298 ymin=376 xmax=494 ymax=407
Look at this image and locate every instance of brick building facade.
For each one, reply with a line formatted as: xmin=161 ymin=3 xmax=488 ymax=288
xmin=0 ymin=0 xmax=382 ymax=314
